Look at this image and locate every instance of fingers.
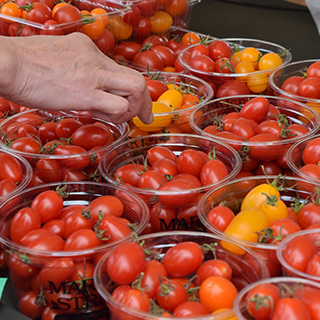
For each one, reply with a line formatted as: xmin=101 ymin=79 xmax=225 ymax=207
xmin=95 ymin=69 xmax=153 ymax=124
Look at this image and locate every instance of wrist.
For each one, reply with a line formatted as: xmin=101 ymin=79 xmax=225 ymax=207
xmin=0 ymin=36 xmax=20 ymax=98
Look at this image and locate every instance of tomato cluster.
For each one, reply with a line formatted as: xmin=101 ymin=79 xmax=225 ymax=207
xmin=277 ymin=60 xmax=320 ymax=100
xmin=0 ymin=96 xmax=30 ymax=119
xmin=0 ymin=109 xmax=128 ymax=185
xmin=287 ymin=135 xmax=320 ymax=186
xmin=107 ymin=0 xmax=190 ymax=41
xmin=114 ymin=144 xmax=229 ymax=233
xmin=100 ymin=133 xmax=240 ymax=232
xmin=0 ymin=0 xmax=193 ymax=58
xmin=129 ymin=72 xmax=212 ymax=134
xmin=240 ymin=278 xmax=320 ymax=320
xmin=0 ymin=0 xmax=111 ymax=37
xmin=96 ymin=232 xmax=266 ymax=319
xmin=1 ymin=182 xmax=148 ymax=319
xmin=0 ymin=151 xmax=30 ymax=199
xmin=191 ymin=95 xmax=319 ymax=176
xmin=179 ymin=38 xmax=291 ymax=96
xmin=111 ymin=30 xmax=212 ymax=73
xmin=199 ymin=174 xmax=320 ymax=278
xmin=279 ymin=229 xmax=320 ymax=280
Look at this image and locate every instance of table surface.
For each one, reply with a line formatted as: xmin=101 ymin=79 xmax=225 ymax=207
xmin=1 ymin=0 xmax=319 ymax=319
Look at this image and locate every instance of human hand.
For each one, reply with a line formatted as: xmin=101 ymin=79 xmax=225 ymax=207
xmin=0 ymin=33 xmax=153 ymax=124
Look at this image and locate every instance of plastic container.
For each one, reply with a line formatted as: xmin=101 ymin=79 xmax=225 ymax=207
xmin=128 ymin=71 xmax=214 ymax=135
xmin=0 ymin=149 xmax=32 ymax=205
xmin=94 ymin=231 xmax=269 ymax=320
xmin=277 ymin=228 xmax=320 ymax=282
xmin=114 ymin=0 xmax=201 ymax=31
xmin=178 ymin=38 xmax=292 ymax=96
xmin=189 ymin=95 xmax=320 ymax=174
xmin=0 ymin=109 xmax=129 ymax=185
xmin=197 ymin=175 xmax=320 ymax=278
xmin=233 ymin=276 xmax=320 ymax=320
xmin=0 ymin=181 xmax=149 ymax=320
xmin=99 ymin=133 xmax=241 ymax=232
xmin=287 ymin=134 xmax=320 ymax=187
xmin=0 ymin=0 xmax=126 ymax=38
xmin=269 ymin=59 xmax=320 ymax=111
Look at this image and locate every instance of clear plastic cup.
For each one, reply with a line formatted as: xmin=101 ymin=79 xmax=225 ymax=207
xmin=269 ymin=59 xmax=320 ymax=111
xmin=128 ymin=71 xmax=213 ymax=134
xmin=0 ymin=181 xmax=149 ymax=320
xmin=0 ymin=109 xmax=129 ymax=185
xmin=189 ymin=95 xmax=320 ymax=173
xmin=287 ymin=133 xmax=320 ymax=187
xmin=0 ymin=149 xmax=32 ymax=205
xmin=94 ymin=230 xmax=270 ymax=320
xmin=197 ymin=175 xmax=320 ymax=278
xmin=99 ymin=133 xmax=241 ymax=232
xmin=112 ymin=0 xmax=201 ymax=31
xmin=277 ymin=228 xmax=320 ymax=282
xmin=233 ymin=276 xmax=320 ymax=320
xmin=178 ymin=38 xmax=292 ymax=96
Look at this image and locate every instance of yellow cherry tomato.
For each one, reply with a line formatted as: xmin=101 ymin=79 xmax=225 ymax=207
xmin=107 ymin=15 xmax=133 ymax=40
xmin=221 ymin=208 xmax=269 ymax=255
xmin=258 ymin=52 xmax=283 ymax=71
xmin=91 ymin=8 xmax=109 ymax=27
xmin=235 ymin=61 xmax=255 ymax=74
xmin=307 ymin=102 xmax=320 ymax=115
xmin=247 ymin=73 xmax=269 ymax=93
xmin=212 ymin=308 xmax=238 ymax=319
xmin=240 ymin=47 xmax=261 ymax=69
xmin=260 ymin=196 xmax=288 ymax=224
xmin=241 ymin=182 xmax=281 ymax=211
xmin=231 ymin=51 xmax=242 ymax=65
xmin=162 ymin=66 xmax=176 ymax=73
xmin=167 ymin=83 xmax=182 ymax=90
xmin=157 ymin=89 xmax=183 ymax=109
xmin=150 ymin=10 xmax=172 ymax=33
xmin=81 ymin=15 xmax=105 ymax=41
xmin=235 ymin=61 xmax=255 ymax=81
xmin=0 ymin=2 xmax=21 ymax=22
xmin=132 ymin=102 xmax=172 ymax=132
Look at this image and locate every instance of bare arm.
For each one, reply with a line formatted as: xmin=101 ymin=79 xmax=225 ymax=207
xmin=0 ymin=32 xmax=153 ymax=124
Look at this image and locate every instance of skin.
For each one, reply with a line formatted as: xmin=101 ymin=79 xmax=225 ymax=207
xmin=0 ymin=32 xmax=153 ymax=124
